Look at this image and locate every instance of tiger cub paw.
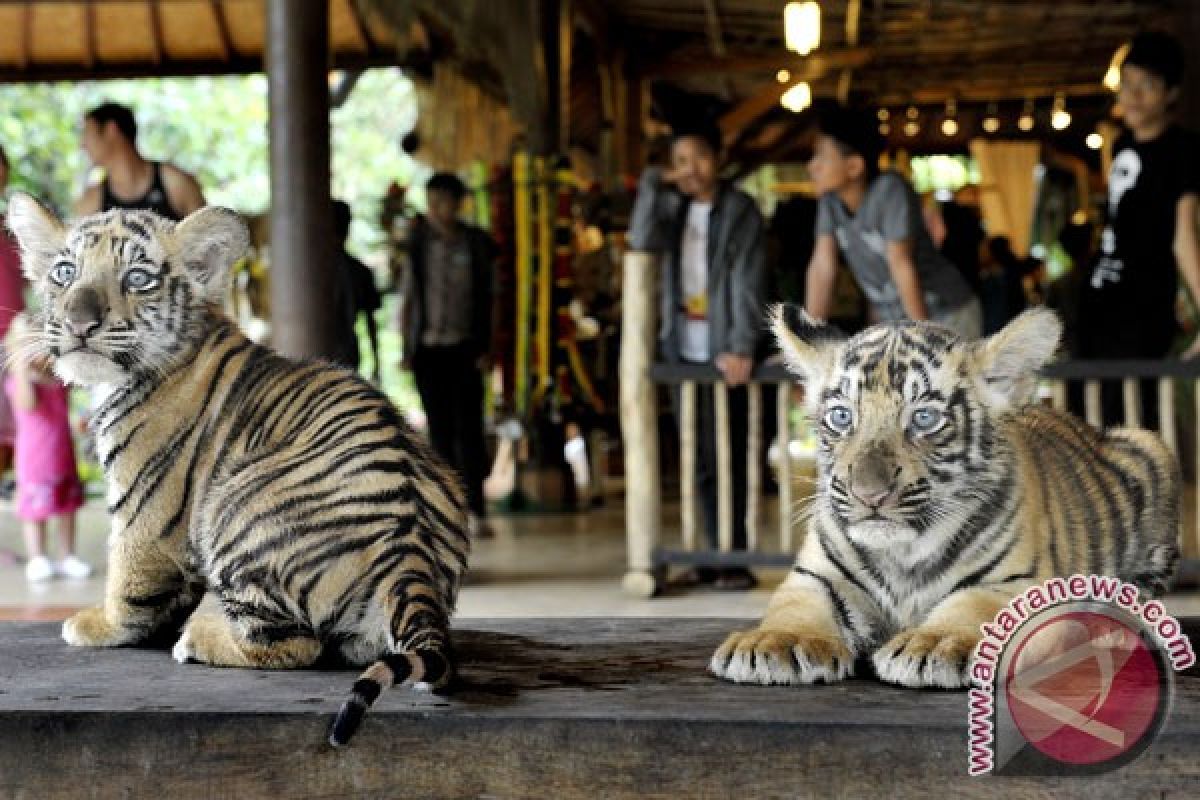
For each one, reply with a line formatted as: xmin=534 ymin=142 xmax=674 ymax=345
xmin=171 ymin=627 xmax=196 ymax=664
xmin=710 ymin=628 xmax=853 ymax=685
xmin=872 ymin=628 xmax=978 ymax=688
xmin=62 ymin=606 xmax=134 ymax=648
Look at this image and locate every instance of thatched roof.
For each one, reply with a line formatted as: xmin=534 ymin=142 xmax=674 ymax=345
xmin=0 ymin=0 xmax=402 ymax=82
xmin=363 ymin=0 xmax=1183 ymax=165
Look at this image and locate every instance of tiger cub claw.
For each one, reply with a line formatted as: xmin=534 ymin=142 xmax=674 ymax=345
xmin=872 ymin=628 xmax=978 ymax=688
xmin=710 ymin=628 xmax=853 ymax=685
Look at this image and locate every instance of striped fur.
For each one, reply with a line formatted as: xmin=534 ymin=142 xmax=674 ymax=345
xmin=5 ymin=195 xmax=469 ymax=745
xmin=711 ymin=305 xmax=1179 ymax=688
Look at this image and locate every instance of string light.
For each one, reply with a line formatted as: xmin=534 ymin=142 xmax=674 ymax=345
xmin=879 ymin=122 xmax=890 ymax=135
xmin=776 ymin=69 xmax=792 ymax=84
xmin=784 ymin=2 xmax=821 ymax=55
xmin=1086 ymin=131 xmax=1104 ymax=150
xmin=940 ymin=98 xmax=959 ymax=137
xmin=982 ymin=103 xmax=1000 ymax=133
xmin=780 ymin=82 xmax=813 ymax=113
xmin=877 ymin=108 xmax=890 ymax=122
xmin=1051 ymin=92 xmax=1071 ymax=131
xmin=1018 ymin=98 xmax=1035 ymax=132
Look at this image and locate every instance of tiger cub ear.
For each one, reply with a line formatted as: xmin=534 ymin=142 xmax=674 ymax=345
xmin=172 ymin=206 xmax=250 ymax=300
xmin=5 ymin=192 xmax=66 ymax=285
xmin=971 ymin=307 xmax=1061 ymax=409
xmin=770 ymin=304 xmax=845 ymax=398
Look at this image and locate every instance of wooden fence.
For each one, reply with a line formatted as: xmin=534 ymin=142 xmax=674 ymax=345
xmin=619 ymin=251 xmax=1200 ymax=596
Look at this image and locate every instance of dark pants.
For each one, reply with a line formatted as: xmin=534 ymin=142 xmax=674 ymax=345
xmin=412 ymin=343 xmax=488 ymax=516
xmin=674 ymin=381 xmax=749 ymax=551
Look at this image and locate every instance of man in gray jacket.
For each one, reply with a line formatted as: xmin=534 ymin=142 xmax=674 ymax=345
xmin=629 ymin=119 xmax=767 ymax=589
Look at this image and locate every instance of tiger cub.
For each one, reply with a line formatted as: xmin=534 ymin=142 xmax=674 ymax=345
xmin=712 ymin=306 xmax=1179 ymax=688
xmin=6 ymin=194 xmax=469 ymax=745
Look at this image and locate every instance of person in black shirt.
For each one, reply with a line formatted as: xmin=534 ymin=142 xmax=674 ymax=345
xmin=1080 ymin=31 xmax=1200 ymax=426
xmin=74 ymin=102 xmax=205 ymax=220
xmin=330 ymin=200 xmax=383 ymax=381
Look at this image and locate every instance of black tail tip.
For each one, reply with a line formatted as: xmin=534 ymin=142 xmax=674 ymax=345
xmin=328 ymin=699 xmax=368 ymax=747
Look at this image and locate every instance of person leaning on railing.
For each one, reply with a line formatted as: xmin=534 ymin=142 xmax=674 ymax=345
xmin=627 ymin=115 xmax=767 ymax=591
xmin=1079 ymin=31 xmax=1200 ymax=428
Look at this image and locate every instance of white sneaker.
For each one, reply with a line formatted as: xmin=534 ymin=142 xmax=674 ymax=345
xmin=57 ymin=555 xmax=93 ymax=579
xmin=25 ymin=555 xmax=54 ymax=583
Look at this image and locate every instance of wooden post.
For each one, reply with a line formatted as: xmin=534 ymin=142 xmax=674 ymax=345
xmin=265 ymin=0 xmax=336 ymax=359
xmin=620 ymin=251 xmax=662 ymax=596
xmin=746 ymin=383 xmax=762 ymax=551
xmin=1159 ymin=377 xmax=1178 ymax=456
xmin=1083 ymin=380 xmax=1102 ymax=428
xmin=1122 ymin=378 xmax=1143 ymax=428
xmin=777 ymin=384 xmax=794 ymax=553
xmin=714 ymin=382 xmax=734 ymax=553
xmin=680 ymin=381 xmax=698 ymax=552
xmin=1050 ymin=381 xmax=1067 ymax=412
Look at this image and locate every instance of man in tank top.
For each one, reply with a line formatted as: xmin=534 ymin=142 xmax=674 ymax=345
xmin=74 ymin=102 xmax=206 ymax=221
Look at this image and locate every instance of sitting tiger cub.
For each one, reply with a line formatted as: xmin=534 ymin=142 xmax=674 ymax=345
xmin=712 ymin=306 xmax=1180 ymax=688
xmin=6 ymin=194 xmax=469 ymax=745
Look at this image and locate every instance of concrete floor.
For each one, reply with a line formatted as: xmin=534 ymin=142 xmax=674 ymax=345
xmin=3 ymin=498 xmax=1199 ymax=621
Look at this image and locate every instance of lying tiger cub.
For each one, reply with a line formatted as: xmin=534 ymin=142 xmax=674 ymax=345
xmin=712 ymin=306 xmax=1180 ymax=688
xmin=6 ymin=195 xmax=469 ymax=745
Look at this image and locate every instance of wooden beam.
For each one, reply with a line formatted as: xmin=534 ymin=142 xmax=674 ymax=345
xmin=346 ymin=0 xmax=379 ymax=54
xmin=701 ymin=0 xmax=731 ymax=99
xmin=719 ymin=53 xmax=856 ymax=142
xmin=84 ymin=1 xmax=97 ymax=69
xmin=19 ymin=2 xmax=31 ymax=70
xmin=873 ymin=80 xmax=1111 ymax=106
xmin=644 ymin=46 xmax=872 ymax=78
xmin=210 ymin=0 xmax=234 ymax=60
xmin=147 ymin=0 xmax=164 ymax=65
xmin=0 ymin=52 xmax=405 ymax=84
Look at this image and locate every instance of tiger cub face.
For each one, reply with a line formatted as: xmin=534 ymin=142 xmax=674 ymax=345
xmin=6 ymin=194 xmax=248 ymax=387
xmin=772 ymin=306 xmax=1061 ymax=551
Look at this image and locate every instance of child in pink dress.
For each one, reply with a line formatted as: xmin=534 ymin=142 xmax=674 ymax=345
xmin=4 ymin=314 xmax=90 ymax=582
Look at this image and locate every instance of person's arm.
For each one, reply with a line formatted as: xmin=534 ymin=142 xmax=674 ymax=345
xmin=717 ymin=205 xmax=767 ymax=387
xmin=804 ymin=233 xmax=840 ymax=321
xmin=627 ymin=167 xmax=680 ymax=253
xmin=73 ymin=185 xmax=102 ymax=218
xmin=162 ymin=165 xmax=206 ymax=217
xmin=884 ymin=239 xmax=930 ymax=321
xmin=1175 ymin=193 xmax=1200 ymax=358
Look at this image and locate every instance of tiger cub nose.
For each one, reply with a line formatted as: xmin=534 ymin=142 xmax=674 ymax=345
xmin=63 ymin=288 xmax=107 ymax=338
xmin=852 ymin=484 xmax=896 ymax=508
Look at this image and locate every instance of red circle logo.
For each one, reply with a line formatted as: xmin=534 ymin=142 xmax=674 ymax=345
xmin=1005 ymin=610 xmax=1166 ymax=767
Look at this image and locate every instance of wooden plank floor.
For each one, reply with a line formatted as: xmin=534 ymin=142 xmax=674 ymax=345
xmin=1 ymin=619 xmax=1198 ymax=799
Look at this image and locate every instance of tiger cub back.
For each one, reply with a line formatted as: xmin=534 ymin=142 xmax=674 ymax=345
xmin=711 ymin=305 xmax=1179 ymax=689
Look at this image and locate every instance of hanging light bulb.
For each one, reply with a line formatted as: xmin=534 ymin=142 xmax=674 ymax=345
xmin=784 ymin=2 xmax=821 ymax=55
xmin=776 ymin=68 xmax=792 ymax=84
xmin=877 ymin=108 xmax=890 ymax=122
xmin=1018 ymin=98 xmax=1035 ymax=132
xmin=1051 ymin=92 xmax=1071 ymax=131
xmin=982 ymin=102 xmax=1000 ymax=133
xmin=1103 ymin=42 xmax=1130 ymax=92
xmin=780 ymin=82 xmax=813 ymax=113
xmin=940 ymin=98 xmax=959 ymax=137
xmin=879 ymin=122 xmax=891 ymax=136
xmin=906 ymin=105 xmax=919 ymax=120
xmin=1086 ymin=131 xmax=1104 ymax=150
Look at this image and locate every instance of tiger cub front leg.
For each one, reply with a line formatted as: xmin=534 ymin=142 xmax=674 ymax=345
xmin=711 ymin=566 xmax=875 ymax=685
xmin=873 ymin=585 xmax=1020 ymax=688
xmin=63 ymin=534 xmax=190 ymax=648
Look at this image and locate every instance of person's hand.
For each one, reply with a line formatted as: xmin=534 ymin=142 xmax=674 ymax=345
xmin=716 ymin=353 xmax=754 ymax=387
xmin=660 ymin=166 xmax=686 ymax=186
xmin=1182 ymin=337 xmax=1200 ymax=361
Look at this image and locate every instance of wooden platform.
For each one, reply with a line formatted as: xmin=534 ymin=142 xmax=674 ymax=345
xmin=1 ymin=618 xmax=1198 ymax=799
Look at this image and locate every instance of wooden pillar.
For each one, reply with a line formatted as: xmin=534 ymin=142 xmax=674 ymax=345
xmin=620 ymin=251 xmax=662 ymax=597
xmin=266 ymin=0 xmax=337 ymax=358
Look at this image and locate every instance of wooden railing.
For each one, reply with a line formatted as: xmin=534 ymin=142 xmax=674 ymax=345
xmin=618 ymin=251 xmax=1200 ymax=596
